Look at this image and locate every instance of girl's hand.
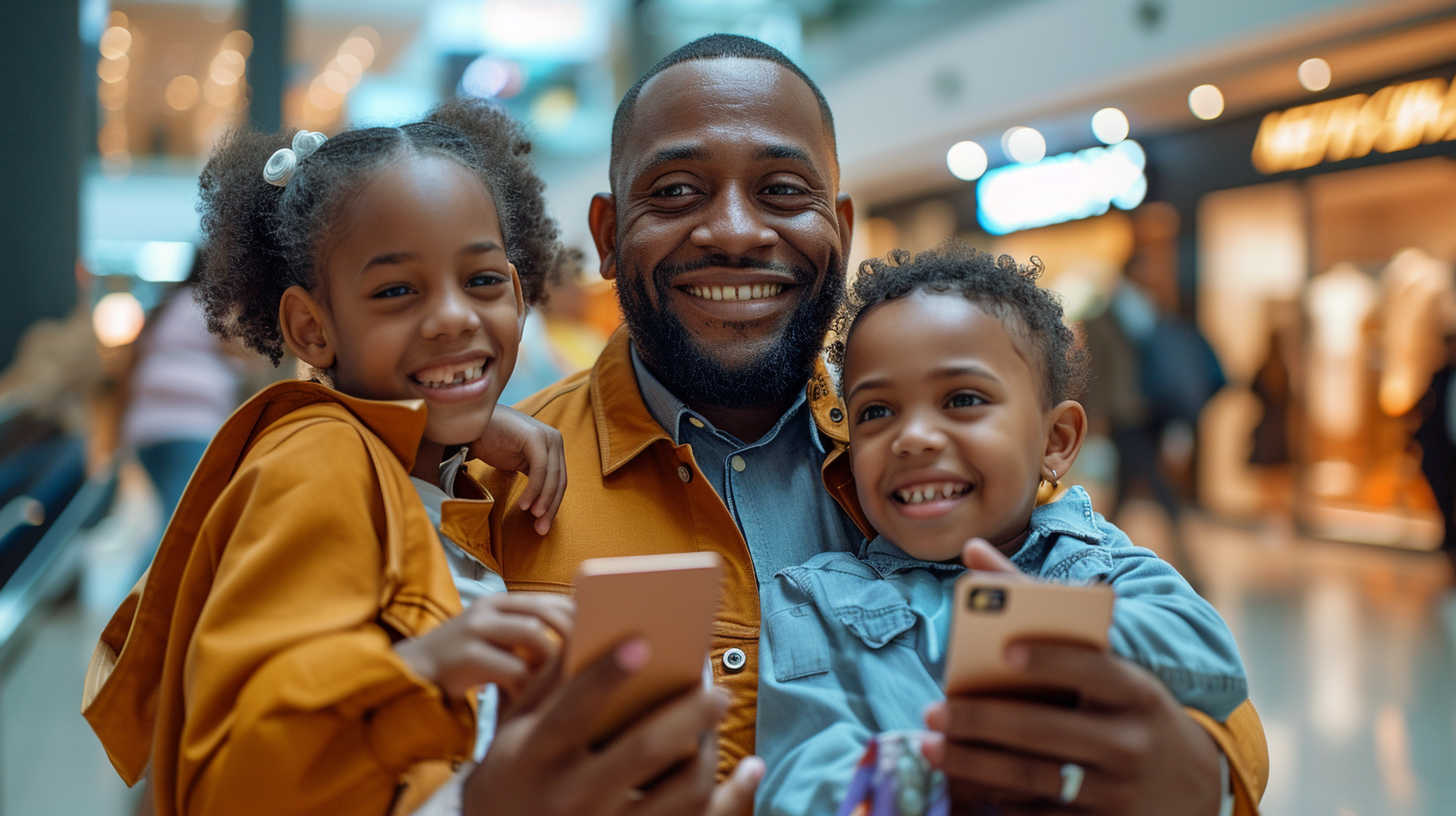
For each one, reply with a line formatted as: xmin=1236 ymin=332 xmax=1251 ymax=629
xmin=394 ymin=593 xmax=574 ymax=701
xmin=469 ymin=406 xmax=566 ymax=535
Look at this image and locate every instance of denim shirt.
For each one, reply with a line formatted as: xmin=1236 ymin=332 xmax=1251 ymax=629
xmin=755 ymin=486 xmax=1248 ymax=816
xmin=631 ymin=346 xmax=864 ymax=582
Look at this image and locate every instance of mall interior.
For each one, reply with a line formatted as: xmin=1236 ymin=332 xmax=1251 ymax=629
xmin=2 ymin=0 xmax=1456 ymax=814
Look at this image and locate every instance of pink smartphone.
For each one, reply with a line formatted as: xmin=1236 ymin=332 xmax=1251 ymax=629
xmin=563 ymin=552 xmax=723 ymax=746
xmin=944 ymin=573 xmax=1115 ymax=706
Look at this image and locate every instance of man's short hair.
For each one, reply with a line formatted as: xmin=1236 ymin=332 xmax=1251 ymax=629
xmin=609 ymin=33 xmax=838 ymax=190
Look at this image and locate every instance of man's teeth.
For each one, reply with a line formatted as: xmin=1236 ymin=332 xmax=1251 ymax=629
xmin=684 ymin=283 xmax=785 ymax=301
xmin=413 ymin=360 xmax=486 ymax=388
xmin=895 ymin=483 xmax=970 ymax=504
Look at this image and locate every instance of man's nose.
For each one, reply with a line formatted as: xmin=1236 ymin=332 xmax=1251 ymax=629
xmin=689 ymin=183 xmax=779 ymax=256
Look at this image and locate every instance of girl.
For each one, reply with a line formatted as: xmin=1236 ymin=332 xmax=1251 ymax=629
xmin=755 ymin=242 xmax=1248 ymax=815
xmin=83 ymin=98 xmax=578 ymax=816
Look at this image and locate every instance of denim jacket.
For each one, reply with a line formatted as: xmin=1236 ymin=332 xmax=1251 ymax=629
xmin=754 ymin=486 xmax=1248 ymax=816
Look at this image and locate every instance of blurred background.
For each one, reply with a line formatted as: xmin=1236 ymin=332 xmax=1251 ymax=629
xmin=2 ymin=0 xmax=1456 ymax=814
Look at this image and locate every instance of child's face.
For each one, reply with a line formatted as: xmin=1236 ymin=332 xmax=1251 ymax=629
xmin=842 ymin=291 xmax=1076 ymax=561
xmin=307 ymin=154 xmax=520 ymax=448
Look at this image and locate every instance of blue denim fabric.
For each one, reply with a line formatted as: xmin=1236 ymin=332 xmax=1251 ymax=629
xmin=755 ymin=486 xmax=1247 ymax=816
xmin=631 ymin=346 xmax=864 ymax=583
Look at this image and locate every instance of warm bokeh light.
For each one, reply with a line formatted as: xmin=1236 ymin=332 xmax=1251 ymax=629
xmin=97 ymin=55 xmax=129 ymax=83
xmin=1299 ymin=58 xmax=1332 ymax=92
xmin=210 ymin=50 xmax=246 ymax=85
xmin=204 ymin=78 xmax=240 ymax=107
xmin=1004 ymin=126 xmax=1047 ymax=164
xmin=1091 ymin=107 xmax=1130 ymax=144
xmin=97 ymin=120 xmax=128 ymax=155
xmin=98 ymin=80 xmax=128 ymax=111
xmin=98 ymin=26 xmax=132 ymax=60
xmin=531 ymin=87 xmax=578 ymax=132
xmin=221 ymin=29 xmax=254 ymax=59
xmin=308 ymin=77 xmax=343 ymax=111
xmin=92 ymin=292 xmax=146 ymax=348
xmin=946 ymin=140 xmax=988 ymax=180
xmin=166 ymin=75 xmax=200 ymax=111
xmin=1189 ymin=84 xmax=1225 ymax=120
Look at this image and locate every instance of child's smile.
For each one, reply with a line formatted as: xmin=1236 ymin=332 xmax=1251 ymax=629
xmin=282 ymin=153 xmax=522 ymax=482
xmin=843 ymin=290 xmax=1082 ymax=561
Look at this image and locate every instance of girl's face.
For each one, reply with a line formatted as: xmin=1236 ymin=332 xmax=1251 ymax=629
xmin=842 ymin=291 xmax=1083 ymax=561
xmin=294 ymin=153 xmax=521 ymax=455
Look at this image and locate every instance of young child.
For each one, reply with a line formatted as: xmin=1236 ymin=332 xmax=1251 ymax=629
xmin=755 ymin=242 xmax=1248 ymax=815
xmin=82 ymin=98 xmax=576 ymax=816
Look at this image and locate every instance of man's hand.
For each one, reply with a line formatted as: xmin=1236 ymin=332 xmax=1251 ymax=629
xmin=469 ymin=405 xmax=566 ymax=534
xmin=463 ymin=639 xmax=764 ymax=816
xmin=923 ymin=538 xmax=1224 ymax=815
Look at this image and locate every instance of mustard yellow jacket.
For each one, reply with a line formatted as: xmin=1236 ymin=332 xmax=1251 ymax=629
xmin=82 ymin=381 xmax=495 ymax=816
xmin=482 ymin=328 xmax=1270 ymax=813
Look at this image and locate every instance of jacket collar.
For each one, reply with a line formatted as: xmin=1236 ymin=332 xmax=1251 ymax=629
xmin=240 ymin=380 xmax=428 ymax=470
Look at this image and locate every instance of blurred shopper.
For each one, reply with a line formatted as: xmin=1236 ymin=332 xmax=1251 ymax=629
xmin=1415 ymin=332 xmax=1456 ymax=568
xmin=498 ymin=251 xmax=614 ymax=406
xmin=479 ymin=34 xmax=1267 ymax=816
xmin=120 ymin=259 xmax=247 ymax=561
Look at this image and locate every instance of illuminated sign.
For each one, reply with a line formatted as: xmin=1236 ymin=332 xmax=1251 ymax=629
xmin=976 ymin=140 xmax=1148 ymax=235
xmin=1252 ymin=75 xmax=1456 ymax=174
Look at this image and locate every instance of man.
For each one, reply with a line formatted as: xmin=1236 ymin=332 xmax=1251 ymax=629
xmin=476 ymin=34 xmax=1268 ymax=815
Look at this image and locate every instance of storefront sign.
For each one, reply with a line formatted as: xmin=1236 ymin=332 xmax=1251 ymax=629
xmin=976 ymin=140 xmax=1147 ymax=235
xmin=1252 ymin=76 xmax=1456 ymax=174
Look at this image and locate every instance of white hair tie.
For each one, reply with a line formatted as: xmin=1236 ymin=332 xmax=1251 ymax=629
xmin=263 ymin=130 xmax=328 ymax=187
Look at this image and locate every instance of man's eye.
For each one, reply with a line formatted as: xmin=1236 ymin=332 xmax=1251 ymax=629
xmin=372 ymin=285 xmax=412 ymax=299
xmin=947 ymin=392 xmax=986 ymax=409
xmin=763 ymin=183 xmax=807 ymax=196
xmin=656 ymin=183 xmax=698 ymax=198
xmin=858 ymin=405 xmax=891 ymax=422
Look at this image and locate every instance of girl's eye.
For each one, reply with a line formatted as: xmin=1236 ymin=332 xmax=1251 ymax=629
xmin=372 ymin=285 xmax=413 ymax=299
xmin=947 ymin=392 xmax=986 ymax=409
xmin=467 ymin=272 xmax=507 ymax=288
xmin=858 ymin=404 xmax=891 ymax=423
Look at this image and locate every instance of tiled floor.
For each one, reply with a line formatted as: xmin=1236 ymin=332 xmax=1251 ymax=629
xmin=1 ymin=501 xmax=1453 ymax=816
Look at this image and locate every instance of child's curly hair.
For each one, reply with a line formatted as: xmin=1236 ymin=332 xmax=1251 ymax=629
xmin=828 ymin=240 xmax=1088 ymax=406
xmin=196 ymin=97 xmax=566 ymax=364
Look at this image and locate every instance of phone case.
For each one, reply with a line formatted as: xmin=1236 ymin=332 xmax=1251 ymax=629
xmin=564 ymin=551 xmax=723 ymax=746
xmin=943 ymin=574 xmax=1115 ymax=704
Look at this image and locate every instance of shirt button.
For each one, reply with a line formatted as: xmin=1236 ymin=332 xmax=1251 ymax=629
xmin=730 ymin=455 xmax=746 ymax=472
xmin=677 ymin=465 xmax=692 ymax=483
xmin=688 ymin=416 xmax=705 ymax=428
xmin=722 ymin=647 xmax=747 ymax=673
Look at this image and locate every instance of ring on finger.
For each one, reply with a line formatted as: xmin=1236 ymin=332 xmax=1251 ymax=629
xmin=1058 ymin=763 xmax=1085 ymax=804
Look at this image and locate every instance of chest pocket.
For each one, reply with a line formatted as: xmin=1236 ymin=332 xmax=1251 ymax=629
xmin=766 ymin=571 xmax=920 ymax=682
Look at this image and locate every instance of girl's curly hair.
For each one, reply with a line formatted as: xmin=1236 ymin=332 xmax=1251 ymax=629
xmin=196 ymin=96 xmax=566 ymax=364
xmin=828 ymin=240 xmax=1088 ymax=406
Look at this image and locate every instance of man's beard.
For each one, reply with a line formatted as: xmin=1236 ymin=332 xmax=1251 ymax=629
xmin=618 ymin=252 xmax=845 ymax=411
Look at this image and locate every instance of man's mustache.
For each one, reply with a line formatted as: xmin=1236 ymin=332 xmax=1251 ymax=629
xmin=655 ymin=254 xmax=816 ymax=287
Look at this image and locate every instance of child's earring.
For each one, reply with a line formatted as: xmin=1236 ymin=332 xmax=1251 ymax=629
xmin=1036 ymin=468 xmax=1060 ymax=506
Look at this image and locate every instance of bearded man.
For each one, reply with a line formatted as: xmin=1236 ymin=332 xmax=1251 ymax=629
xmin=472 ymin=34 xmax=1269 ymax=816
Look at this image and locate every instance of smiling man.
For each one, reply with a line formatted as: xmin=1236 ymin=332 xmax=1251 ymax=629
xmin=480 ymin=34 xmax=1269 ymax=816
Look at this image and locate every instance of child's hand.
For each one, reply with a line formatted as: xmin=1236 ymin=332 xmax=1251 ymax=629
xmin=960 ymin=538 xmax=1026 ymax=578
xmin=394 ymin=593 xmax=574 ymax=701
xmin=470 ymin=406 xmax=566 ymax=535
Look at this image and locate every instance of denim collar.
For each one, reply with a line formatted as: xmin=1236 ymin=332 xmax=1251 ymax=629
xmin=629 ymin=342 xmax=825 ymax=455
xmin=855 ymin=485 xmax=1105 ymax=578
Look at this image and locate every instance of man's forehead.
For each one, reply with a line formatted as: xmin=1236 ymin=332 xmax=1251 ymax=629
xmin=622 ymin=57 xmax=833 ymax=164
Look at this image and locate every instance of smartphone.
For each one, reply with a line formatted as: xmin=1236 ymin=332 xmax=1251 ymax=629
xmin=943 ymin=574 xmax=1115 ymax=707
xmin=563 ymin=551 xmax=723 ymax=747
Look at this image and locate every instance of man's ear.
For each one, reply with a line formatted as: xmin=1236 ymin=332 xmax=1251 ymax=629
xmin=1042 ymin=400 xmax=1088 ymax=483
xmin=279 ymin=285 xmax=335 ymax=370
xmin=835 ymin=192 xmax=855 ymax=262
xmin=588 ymin=193 xmax=618 ymax=281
